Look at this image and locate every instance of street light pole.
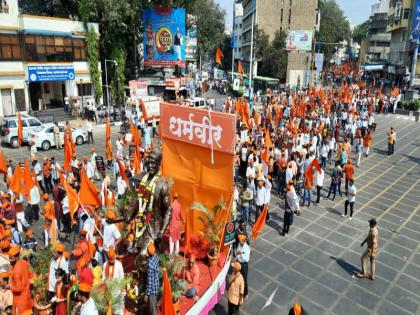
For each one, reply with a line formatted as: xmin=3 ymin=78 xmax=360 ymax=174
xmin=80 ymin=78 xmax=84 ymax=116
xmin=105 ymin=59 xmax=118 ymax=116
xmin=248 ymin=0 xmax=255 ymax=108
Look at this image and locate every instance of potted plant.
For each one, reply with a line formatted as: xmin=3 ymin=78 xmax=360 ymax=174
xmin=159 ymin=253 xmax=187 ymax=314
xmin=194 ymin=201 xmax=225 ymax=268
xmin=91 ymin=276 xmax=132 ymax=315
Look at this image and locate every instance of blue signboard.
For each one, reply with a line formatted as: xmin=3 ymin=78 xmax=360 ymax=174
xmin=28 ymin=64 xmax=75 ymax=82
xmin=143 ymin=7 xmax=186 ymax=68
xmin=411 ymin=0 xmax=420 ymax=44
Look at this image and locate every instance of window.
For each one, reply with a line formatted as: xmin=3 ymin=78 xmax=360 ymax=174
xmin=403 ymin=8 xmax=410 ymax=19
xmin=59 ymin=126 xmax=65 ymax=132
xmin=77 ymin=83 xmax=93 ymax=96
xmin=239 ymin=23 xmax=242 ymax=28
xmin=24 ymin=35 xmax=74 ymax=62
xmin=46 ymin=127 xmax=54 ymax=133
xmin=288 ymin=9 xmax=292 ymax=24
xmin=0 ymin=34 xmax=22 ymax=61
xmin=21 ymin=120 xmax=28 ymax=127
xmin=28 ymin=118 xmax=41 ymax=127
xmin=289 ymin=0 xmax=292 ymax=5
xmin=281 ymin=9 xmax=283 ymax=23
xmin=72 ymin=38 xmax=87 ymax=61
xmin=239 ymin=35 xmax=242 ymax=40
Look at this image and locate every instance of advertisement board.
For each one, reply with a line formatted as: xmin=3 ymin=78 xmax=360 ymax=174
xmin=286 ymin=30 xmax=313 ymax=51
xmin=410 ymin=0 xmax=420 ymax=44
xmin=28 ymin=64 xmax=75 ymax=82
xmin=142 ymin=7 xmax=186 ymax=67
xmin=223 ymin=220 xmax=236 ymax=246
xmin=186 ymin=26 xmax=197 ymax=60
xmin=129 ymin=80 xmax=148 ymax=97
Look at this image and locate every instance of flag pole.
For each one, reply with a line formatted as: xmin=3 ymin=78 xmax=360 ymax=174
xmin=183 ymin=206 xmax=189 ymax=281
xmin=231 ymin=0 xmax=236 ymax=81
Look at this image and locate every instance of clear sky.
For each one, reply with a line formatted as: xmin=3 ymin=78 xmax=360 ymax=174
xmin=217 ymin=0 xmax=378 ymax=30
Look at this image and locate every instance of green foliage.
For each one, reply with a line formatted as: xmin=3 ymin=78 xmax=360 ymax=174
xmin=110 ymin=46 xmax=126 ymax=106
xmin=159 ymin=253 xmax=187 ymax=301
xmin=19 ymin=0 xmax=78 ymax=18
xmin=192 ymin=0 xmax=226 ymax=54
xmin=317 ymin=0 xmax=351 ymax=62
xmin=91 ymin=276 xmax=132 ymax=314
xmin=85 ymin=28 xmax=103 ymax=104
xmin=194 ymin=200 xmax=225 ymax=255
xmin=30 ymin=245 xmax=54 ymax=303
xmin=398 ymin=100 xmax=420 ymax=111
xmin=258 ymin=29 xmax=288 ymax=82
xmin=253 ymin=25 xmax=270 ymax=61
xmin=352 ymin=20 xmax=369 ymax=44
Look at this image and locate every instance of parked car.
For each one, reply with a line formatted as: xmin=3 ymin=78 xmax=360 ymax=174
xmin=27 ymin=123 xmax=87 ymax=151
xmin=0 ymin=115 xmax=43 ymax=148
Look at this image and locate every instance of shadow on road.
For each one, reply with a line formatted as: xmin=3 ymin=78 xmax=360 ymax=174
xmin=330 ymin=256 xmax=359 ymax=275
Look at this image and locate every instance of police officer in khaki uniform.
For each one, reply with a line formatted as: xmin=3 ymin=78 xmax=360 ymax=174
xmin=357 ymin=218 xmax=378 ymax=280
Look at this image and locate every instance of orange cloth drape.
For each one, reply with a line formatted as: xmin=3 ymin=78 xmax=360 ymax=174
xmin=215 ymin=47 xmax=224 ymax=65
xmin=0 ymin=149 xmax=6 ymax=174
xmin=17 ymin=112 xmax=23 ymax=147
xmin=105 ymin=118 xmax=113 ymax=161
xmin=162 ymin=269 xmax=176 ymax=315
xmin=9 ymin=164 xmax=23 ymax=195
xmin=79 ymin=169 xmax=101 ymax=207
xmin=252 ymin=204 xmax=268 ymax=243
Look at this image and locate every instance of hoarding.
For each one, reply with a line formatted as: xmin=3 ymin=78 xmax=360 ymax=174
xmin=28 ymin=64 xmax=75 ymax=82
xmin=186 ymin=27 xmax=198 ymax=60
xmin=129 ymin=80 xmax=148 ymax=97
xmin=410 ymin=0 xmax=420 ymax=45
xmin=286 ymin=30 xmax=313 ymax=51
xmin=142 ymin=7 xmax=186 ymax=67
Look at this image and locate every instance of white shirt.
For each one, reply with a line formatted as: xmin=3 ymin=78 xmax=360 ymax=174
xmin=48 ymin=256 xmax=69 ymax=291
xmin=102 ymin=219 xmax=121 ymax=250
xmin=102 ymin=260 xmax=124 ymax=281
xmin=86 ymin=121 xmax=93 ymax=132
xmin=117 ymin=177 xmax=127 ymax=195
xmin=83 ymin=217 xmax=96 ymax=244
xmin=256 ymin=186 xmax=266 ymax=206
xmin=246 ymin=166 xmax=256 ymax=180
xmin=62 ymin=196 xmax=70 ymax=215
xmin=329 ymin=138 xmax=335 ymax=150
xmin=34 ymin=163 xmax=42 ymax=181
xmin=80 ymin=297 xmax=98 ymax=315
xmin=286 ymin=168 xmax=294 ymax=183
xmin=29 ymin=186 xmax=40 ymax=205
xmin=320 ymin=145 xmax=329 ymax=157
xmin=264 ymin=180 xmax=272 ymax=204
xmin=315 ymin=170 xmax=324 ymax=187
xmin=348 ymin=184 xmax=357 ymax=203
xmin=237 ymin=242 xmax=250 ymax=263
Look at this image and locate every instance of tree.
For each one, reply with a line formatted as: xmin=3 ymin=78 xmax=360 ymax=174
xmin=352 ymin=20 xmax=369 ymax=44
xmin=192 ymin=0 xmax=226 ymax=54
xmin=258 ymin=29 xmax=288 ymax=82
xmin=19 ymin=0 xmax=78 ymax=18
xmin=317 ymin=0 xmax=351 ymax=62
xmin=220 ymin=34 xmax=233 ymax=71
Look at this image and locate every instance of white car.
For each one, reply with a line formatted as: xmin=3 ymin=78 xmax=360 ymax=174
xmin=27 ymin=123 xmax=87 ymax=150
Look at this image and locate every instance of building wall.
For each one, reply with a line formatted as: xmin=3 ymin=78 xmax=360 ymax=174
xmin=0 ymin=0 xmax=100 ymax=117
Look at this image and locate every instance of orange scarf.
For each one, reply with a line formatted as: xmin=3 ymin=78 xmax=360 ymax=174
xmin=105 ymin=262 xmax=115 ymax=279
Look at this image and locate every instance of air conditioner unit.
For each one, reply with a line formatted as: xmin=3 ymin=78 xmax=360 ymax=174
xmin=395 ymin=2 xmax=402 ymax=20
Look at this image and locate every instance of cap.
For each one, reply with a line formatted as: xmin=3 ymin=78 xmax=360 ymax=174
xmin=25 ymin=229 xmax=33 ymax=237
xmin=238 ymin=234 xmax=247 ymax=242
xmin=369 ymin=218 xmax=377 ymax=225
xmin=83 ymin=156 xmax=88 ymax=162
xmin=107 ymin=247 xmax=116 ymax=259
xmin=63 ymin=251 xmax=70 ymax=260
xmin=78 ymin=283 xmax=92 ymax=293
xmin=4 ymin=219 xmax=14 ymax=226
xmin=7 ymin=245 xmax=20 ymax=257
xmin=106 ymin=210 xmax=116 ymax=220
xmin=0 ymin=240 xmax=10 ymax=250
xmin=80 ymin=229 xmax=88 ymax=236
xmin=173 ymin=192 xmax=179 ymax=199
xmin=32 ymin=156 xmax=37 ymax=161
xmin=147 ymin=242 xmax=155 ymax=256
xmin=90 ymin=147 xmax=96 ymax=153
xmin=42 ymin=193 xmax=49 ymax=200
xmin=293 ymin=302 xmax=302 ymax=315
xmin=231 ymin=262 xmax=241 ymax=271
xmin=55 ymin=243 xmax=65 ymax=253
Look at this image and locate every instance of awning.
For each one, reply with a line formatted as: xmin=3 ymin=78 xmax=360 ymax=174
xmin=23 ymin=29 xmax=72 ymax=37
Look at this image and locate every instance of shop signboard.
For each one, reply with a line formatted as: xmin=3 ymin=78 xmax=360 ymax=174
xmin=286 ymin=30 xmax=313 ymax=51
xmin=28 ymin=64 xmax=75 ymax=82
xmin=223 ymin=220 xmax=236 ymax=246
xmin=95 ymin=156 xmax=106 ymax=177
xmin=129 ymin=80 xmax=148 ymax=97
xmin=142 ymin=7 xmax=186 ymax=67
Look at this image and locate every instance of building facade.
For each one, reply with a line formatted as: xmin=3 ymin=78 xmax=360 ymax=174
xmin=232 ymin=0 xmax=244 ymax=64
xmin=387 ymin=0 xmax=412 ymax=84
xmin=240 ymin=0 xmax=319 ymax=87
xmin=365 ymin=0 xmax=391 ymax=63
xmin=0 ymin=0 xmax=100 ymax=117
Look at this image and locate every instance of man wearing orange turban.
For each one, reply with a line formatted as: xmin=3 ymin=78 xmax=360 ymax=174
xmin=102 ymin=247 xmax=124 ymax=281
xmin=8 ymin=246 xmax=33 ymax=315
xmin=48 ymin=243 xmax=68 ymax=300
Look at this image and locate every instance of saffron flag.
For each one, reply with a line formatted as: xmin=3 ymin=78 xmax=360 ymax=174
xmin=252 ymin=204 xmax=268 ymax=243
xmin=9 ymin=163 xmax=23 ymax=195
xmin=215 ymin=47 xmax=224 ymax=65
xmin=162 ymin=269 xmax=176 ymax=315
xmin=57 ymin=168 xmax=78 ymax=223
xmin=79 ymin=169 xmax=101 ymax=207
xmin=0 ymin=149 xmax=6 ymax=174
xmin=68 ymin=127 xmax=76 ymax=156
xmin=17 ymin=112 xmax=23 ymax=147
xmin=130 ymin=120 xmax=141 ymax=145
xmin=105 ymin=118 xmax=113 ymax=161
xmin=22 ymin=160 xmax=35 ymax=197
xmin=117 ymin=159 xmax=129 ymax=185
xmin=63 ymin=133 xmax=72 ymax=171
xmin=238 ymin=60 xmax=244 ymax=74
xmin=133 ymin=146 xmax=142 ymax=175
xmin=304 ymin=158 xmax=322 ymax=189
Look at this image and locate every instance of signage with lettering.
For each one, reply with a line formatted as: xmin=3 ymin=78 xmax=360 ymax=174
xmin=28 ymin=64 xmax=75 ymax=82
xmin=160 ymin=102 xmax=236 ymax=155
xmin=95 ymin=156 xmax=105 ymax=177
xmin=223 ymin=220 xmax=236 ymax=246
xmin=129 ymin=145 xmax=137 ymax=161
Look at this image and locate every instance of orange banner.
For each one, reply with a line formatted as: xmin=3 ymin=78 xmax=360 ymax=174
xmin=160 ymin=102 xmax=236 ymax=155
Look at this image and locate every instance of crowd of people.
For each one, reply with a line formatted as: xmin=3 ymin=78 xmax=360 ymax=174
xmin=0 ymin=72 xmax=398 ymax=315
